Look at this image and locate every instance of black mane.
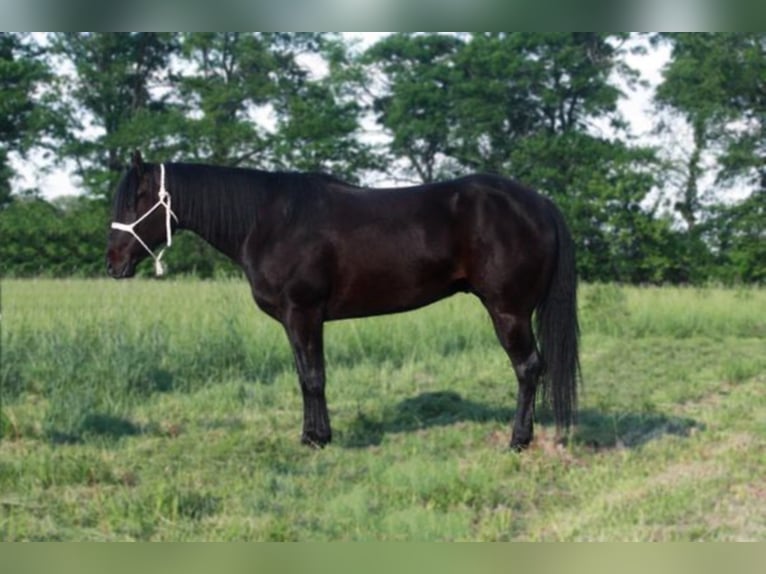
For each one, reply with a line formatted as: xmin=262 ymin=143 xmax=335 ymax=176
xmin=136 ymin=162 xmax=343 ymax=260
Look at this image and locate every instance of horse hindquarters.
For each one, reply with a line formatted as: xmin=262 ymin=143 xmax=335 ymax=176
xmin=462 ymin=188 xmax=559 ymax=449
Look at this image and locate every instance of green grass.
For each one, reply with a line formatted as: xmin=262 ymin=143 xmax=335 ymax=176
xmin=1 ymin=279 xmax=765 ymax=540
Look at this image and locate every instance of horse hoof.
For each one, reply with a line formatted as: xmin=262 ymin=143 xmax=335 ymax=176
xmin=301 ymin=431 xmax=332 ymax=449
xmin=509 ymin=438 xmax=531 ymax=452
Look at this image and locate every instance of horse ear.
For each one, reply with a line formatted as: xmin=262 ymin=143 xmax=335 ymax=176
xmin=131 ymin=150 xmax=144 ymax=174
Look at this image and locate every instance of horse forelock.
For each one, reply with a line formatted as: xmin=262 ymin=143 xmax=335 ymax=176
xmin=112 ymin=165 xmax=144 ymax=219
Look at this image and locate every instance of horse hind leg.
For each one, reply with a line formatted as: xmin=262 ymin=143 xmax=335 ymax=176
xmin=487 ymin=308 xmax=542 ymax=451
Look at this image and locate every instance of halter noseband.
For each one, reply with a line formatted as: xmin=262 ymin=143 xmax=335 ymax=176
xmin=111 ymin=163 xmax=178 ymax=276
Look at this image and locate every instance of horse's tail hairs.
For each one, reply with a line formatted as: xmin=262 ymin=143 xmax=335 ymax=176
xmin=535 ymin=199 xmax=581 ymax=435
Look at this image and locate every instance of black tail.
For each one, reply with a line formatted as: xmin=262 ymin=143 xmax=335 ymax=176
xmin=535 ymin=200 xmax=581 ymax=433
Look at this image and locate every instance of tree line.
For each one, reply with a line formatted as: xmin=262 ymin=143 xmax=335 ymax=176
xmin=1 ymin=32 xmax=763 ymax=283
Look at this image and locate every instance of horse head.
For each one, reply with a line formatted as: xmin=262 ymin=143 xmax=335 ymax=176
xmin=106 ymin=151 xmax=177 ymax=278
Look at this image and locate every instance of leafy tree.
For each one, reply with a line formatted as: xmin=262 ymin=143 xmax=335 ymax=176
xmin=0 ymin=195 xmax=107 ymax=277
xmin=267 ymin=36 xmax=379 ymax=181
xmin=655 ymin=33 xmax=738 ymax=231
xmin=177 ymin=33 xmax=330 ymax=168
xmin=51 ymin=33 xmax=180 ymax=200
xmin=703 ymin=192 xmax=766 ymax=283
xmin=513 ymin=132 xmax=671 ymax=283
xmin=0 ymin=33 xmax=57 ymax=206
xmin=450 ymin=33 xmax=633 ymax=174
xmin=660 ymin=33 xmax=766 ymax=194
xmin=362 ymin=33 xmax=465 ymax=183
xmin=272 ymin=80 xmax=378 ymax=181
xmin=656 ymin=33 xmax=766 ymax=283
xmin=177 ymin=33 xmax=278 ymax=167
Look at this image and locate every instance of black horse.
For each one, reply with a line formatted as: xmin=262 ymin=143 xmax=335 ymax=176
xmin=107 ymin=151 xmax=580 ymax=450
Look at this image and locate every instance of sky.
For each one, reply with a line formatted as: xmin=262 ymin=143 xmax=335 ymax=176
xmin=11 ymin=33 xmax=673 ymax=200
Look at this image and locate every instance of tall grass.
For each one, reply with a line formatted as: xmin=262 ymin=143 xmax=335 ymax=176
xmin=1 ymin=279 xmax=765 ymax=540
xmin=580 ymin=283 xmax=766 ymax=339
xmin=1 ymin=279 xmax=496 ymax=439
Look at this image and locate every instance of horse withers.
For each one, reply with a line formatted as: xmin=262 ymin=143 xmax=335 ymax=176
xmin=107 ymin=151 xmax=580 ymax=450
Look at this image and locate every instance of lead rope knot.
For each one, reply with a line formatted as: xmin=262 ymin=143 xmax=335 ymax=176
xmin=154 ymin=164 xmax=176 ymax=276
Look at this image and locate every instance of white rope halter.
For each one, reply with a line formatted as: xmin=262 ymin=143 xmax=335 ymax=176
xmin=111 ymin=163 xmax=178 ymax=276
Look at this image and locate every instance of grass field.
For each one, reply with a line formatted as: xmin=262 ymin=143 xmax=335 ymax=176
xmin=1 ymin=279 xmax=765 ymax=541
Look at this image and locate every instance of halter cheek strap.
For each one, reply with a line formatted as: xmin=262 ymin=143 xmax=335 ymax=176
xmin=111 ymin=163 xmax=178 ymax=276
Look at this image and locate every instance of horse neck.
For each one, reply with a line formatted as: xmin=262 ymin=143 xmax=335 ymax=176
xmin=170 ymin=164 xmax=259 ymax=263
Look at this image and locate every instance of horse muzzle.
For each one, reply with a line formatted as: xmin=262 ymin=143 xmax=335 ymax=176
xmin=106 ymin=253 xmax=136 ymax=279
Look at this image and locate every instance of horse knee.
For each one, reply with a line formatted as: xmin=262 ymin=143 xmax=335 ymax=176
xmin=300 ymin=371 xmax=325 ymax=397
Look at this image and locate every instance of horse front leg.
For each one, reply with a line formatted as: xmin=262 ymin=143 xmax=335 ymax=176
xmin=282 ymin=305 xmax=331 ymax=447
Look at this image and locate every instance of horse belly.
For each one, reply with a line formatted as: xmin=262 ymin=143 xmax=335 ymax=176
xmin=328 ymin=229 xmax=462 ymax=319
